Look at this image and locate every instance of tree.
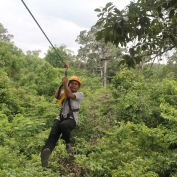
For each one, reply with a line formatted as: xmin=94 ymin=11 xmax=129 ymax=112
xmin=26 ymin=50 xmax=41 ymax=57
xmin=0 ymin=40 xmax=24 ymax=80
xmin=44 ymin=45 xmax=76 ymax=68
xmin=160 ymin=52 xmax=177 ymax=79
xmin=94 ymin=0 xmax=177 ymax=68
xmin=76 ymin=26 xmax=124 ymax=81
xmin=0 ymin=23 xmax=14 ymax=42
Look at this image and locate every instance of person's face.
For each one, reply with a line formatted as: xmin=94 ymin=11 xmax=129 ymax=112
xmin=69 ymin=81 xmax=80 ymax=92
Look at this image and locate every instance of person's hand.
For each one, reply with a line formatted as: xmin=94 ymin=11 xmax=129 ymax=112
xmin=62 ymin=76 xmax=68 ymax=85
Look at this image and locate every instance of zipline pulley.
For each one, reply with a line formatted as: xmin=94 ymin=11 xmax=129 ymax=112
xmin=64 ymin=62 xmax=68 ymax=77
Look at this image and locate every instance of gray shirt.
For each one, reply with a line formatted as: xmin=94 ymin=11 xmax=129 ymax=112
xmin=56 ymin=92 xmax=84 ymax=124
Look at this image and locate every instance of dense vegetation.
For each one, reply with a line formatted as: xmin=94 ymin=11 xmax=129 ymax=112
xmin=95 ymin=0 xmax=177 ymax=67
xmin=1 ymin=1 xmax=177 ymax=175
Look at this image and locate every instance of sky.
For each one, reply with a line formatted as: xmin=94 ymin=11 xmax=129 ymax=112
xmin=0 ymin=0 xmax=131 ymax=58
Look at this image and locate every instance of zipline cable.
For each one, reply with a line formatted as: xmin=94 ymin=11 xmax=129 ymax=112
xmin=21 ymin=0 xmax=68 ymax=76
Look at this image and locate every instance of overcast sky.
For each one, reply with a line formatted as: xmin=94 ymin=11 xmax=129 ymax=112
xmin=0 ymin=0 xmax=131 ymax=57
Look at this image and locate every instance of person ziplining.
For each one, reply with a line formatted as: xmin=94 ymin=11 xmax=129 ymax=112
xmin=41 ymin=76 xmax=84 ymax=167
xmin=21 ymin=0 xmax=84 ymax=167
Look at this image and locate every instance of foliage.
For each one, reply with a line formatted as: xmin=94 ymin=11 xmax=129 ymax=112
xmin=44 ymin=44 xmax=76 ymax=68
xmin=0 ymin=23 xmax=14 ymax=42
xmin=111 ymin=69 xmax=177 ymax=128
xmin=2 ymin=23 xmax=177 ymax=177
xmin=0 ymin=40 xmax=24 ymax=80
xmin=76 ymin=26 xmax=125 ymax=80
xmin=26 ymin=49 xmax=42 ymax=57
xmin=160 ymin=52 xmax=177 ymax=80
xmin=94 ymin=0 xmax=177 ymax=67
xmin=76 ymin=122 xmax=177 ymax=177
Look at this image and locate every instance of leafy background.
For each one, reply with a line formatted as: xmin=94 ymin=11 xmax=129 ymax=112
xmin=1 ymin=0 xmax=177 ymax=175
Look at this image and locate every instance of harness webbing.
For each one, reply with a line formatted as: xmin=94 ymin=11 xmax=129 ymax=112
xmin=67 ymin=98 xmax=79 ymax=120
xmin=59 ymin=98 xmax=79 ymax=120
xmin=57 ymin=92 xmax=66 ymax=105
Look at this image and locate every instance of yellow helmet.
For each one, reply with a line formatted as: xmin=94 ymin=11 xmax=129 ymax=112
xmin=69 ymin=76 xmax=81 ymax=85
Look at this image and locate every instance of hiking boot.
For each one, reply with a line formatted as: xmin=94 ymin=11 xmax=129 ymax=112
xmin=41 ymin=148 xmax=51 ymax=167
xmin=66 ymin=144 xmax=74 ymax=154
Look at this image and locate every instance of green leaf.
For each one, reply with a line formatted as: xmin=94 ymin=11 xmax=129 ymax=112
xmin=116 ymin=27 xmax=122 ymax=35
xmin=95 ymin=20 xmax=104 ymax=26
xmin=159 ymin=12 xmax=163 ymax=18
xmin=170 ymin=35 xmax=175 ymax=43
xmin=113 ymin=22 xmax=118 ymax=31
xmin=127 ymin=13 xmax=136 ymax=19
xmin=104 ymin=27 xmax=113 ymax=36
xmin=118 ymin=59 xmax=125 ymax=67
xmin=108 ymin=6 xmax=114 ymax=12
xmin=129 ymin=48 xmax=135 ymax=57
xmin=114 ymin=8 xmax=121 ymax=15
xmin=94 ymin=8 xmax=101 ymax=12
xmin=133 ymin=7 xmax=140 ymax=15
xmin=105 ymin=2 xmax=113 ymax=10
xmin=136 ymin=46 xmax=141 ymax=54
xmin=134 ymin=56 xmax=142 ymax=64
xmin=141 ymin=44 xmax=147 ymax=50
xmin=97 ymin=13 xmax=103 ymax=18
xmin=169 ymin=9 xmax=175 ymax=19
xmin=156 ymin=6 xmax=161 ymax=14
xmin=105 ymin=36 xmax=110 ymax=44
xmin=95 ymin=31 xmax=103 ymax=41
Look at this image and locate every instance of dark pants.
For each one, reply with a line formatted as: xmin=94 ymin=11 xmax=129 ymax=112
xmin=42 ymin=118 xmax=76 ymax=152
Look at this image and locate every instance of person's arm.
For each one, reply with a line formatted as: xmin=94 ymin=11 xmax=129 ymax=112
xmin=62 ymin=76 xmax=76 ymax=99
xmin=54 ymin=84 xmax=63 ymax=99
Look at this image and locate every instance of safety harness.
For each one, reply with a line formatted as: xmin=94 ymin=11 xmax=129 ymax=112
xmin=59 ymin=97 xmax=79 ymax=121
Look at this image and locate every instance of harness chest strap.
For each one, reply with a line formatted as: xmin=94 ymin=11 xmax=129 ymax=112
xmin=59 ymin=97 xmax=79 ymax=120
xmin=67 ymin=97 xmax=79 ymax=119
